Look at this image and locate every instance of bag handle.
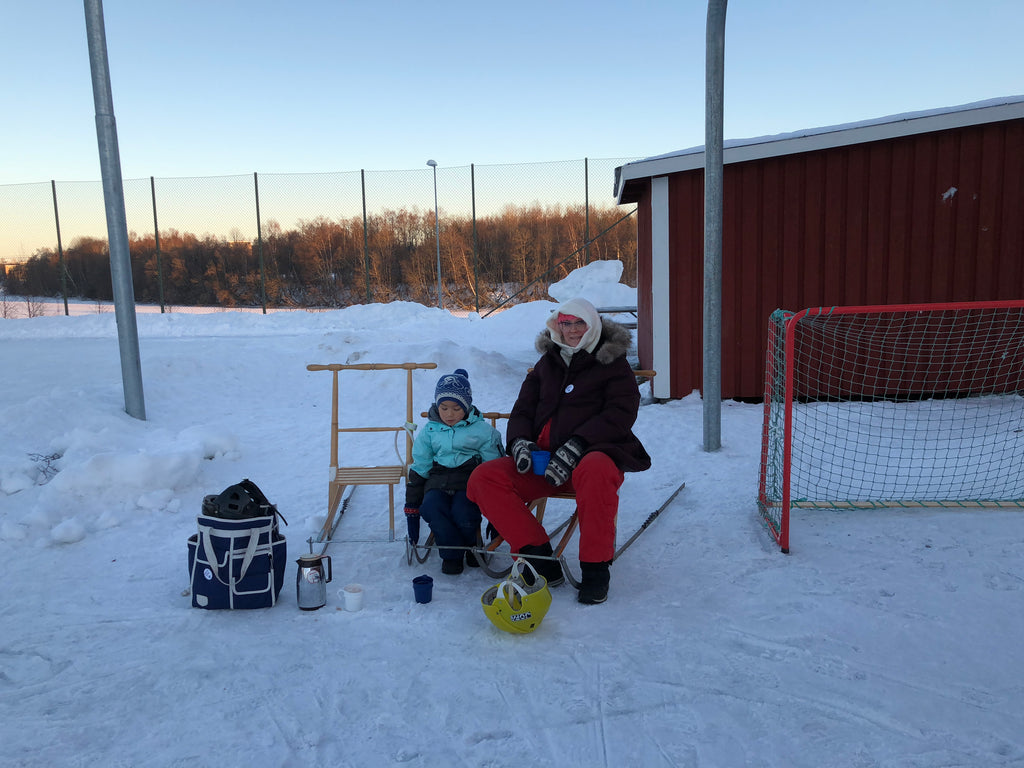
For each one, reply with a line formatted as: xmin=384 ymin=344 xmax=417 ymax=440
xmin=498 ymin=558 xmax=543 ymax=609
xmin=497 ymin=579 xmax=528 ymax=610
xmin=201 ymin=523 xmax=263 ymax=587
xmin=509 ymin=557 xmax=540 ymax=584
xmin=235 ymin=527 xmax=260 ymax=583
xmin=201 ymin=526 xmax=227 ymax=586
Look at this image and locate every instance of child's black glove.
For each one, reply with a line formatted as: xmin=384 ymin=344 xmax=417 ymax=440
xmin=544 ymin=437 xmax=586 ymax=486
xmin=510 ymin=438 xmax=540 ymax=474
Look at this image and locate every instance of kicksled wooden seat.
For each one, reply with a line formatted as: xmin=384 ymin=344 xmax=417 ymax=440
xmin=306 ymin=361 xmax=437 ymax=543
xmin=407 ymin=369 xmax=660 ymax=585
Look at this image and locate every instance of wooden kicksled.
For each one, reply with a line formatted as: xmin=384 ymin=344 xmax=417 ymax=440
xmin=306 ymin=361 xmax=437 ymax=543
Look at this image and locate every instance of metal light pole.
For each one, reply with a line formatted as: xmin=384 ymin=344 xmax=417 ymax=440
xmin=84 ymin=0 xmax=146 ymax=420
xmin=703 ymin=0 xmax=727 ymax=452
xmin=427 ymin=159 xmax=442 ymax=309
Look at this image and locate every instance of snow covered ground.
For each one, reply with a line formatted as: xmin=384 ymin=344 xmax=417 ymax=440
xmin=2 ymin=264 xmax=1023 ymax=767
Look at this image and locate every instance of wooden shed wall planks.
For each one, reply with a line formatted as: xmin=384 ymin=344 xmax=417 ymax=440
xmin=636 ymin=118 xmax=1024 ymax=400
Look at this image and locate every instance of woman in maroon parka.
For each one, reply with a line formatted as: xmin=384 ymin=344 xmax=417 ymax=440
xmin=467 ymin=297 xmax=651 ymax=604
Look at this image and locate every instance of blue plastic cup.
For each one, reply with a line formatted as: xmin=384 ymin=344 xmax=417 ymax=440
xmin=413 ymin=574 xmax=433 ymax=604
xmin=531 ymin=450 xmax=551 ymax=475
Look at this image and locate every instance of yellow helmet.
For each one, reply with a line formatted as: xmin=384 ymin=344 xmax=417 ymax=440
xmin=481 ymin=559 xmax=552 ymax=634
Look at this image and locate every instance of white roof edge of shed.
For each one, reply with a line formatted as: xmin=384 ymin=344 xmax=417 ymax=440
xmin=615 ymin=95 xmax=1024 ymax=203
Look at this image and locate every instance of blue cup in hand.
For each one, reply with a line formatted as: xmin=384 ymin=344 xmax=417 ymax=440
xmin=531 ymin=450 xmax=551 ymax=475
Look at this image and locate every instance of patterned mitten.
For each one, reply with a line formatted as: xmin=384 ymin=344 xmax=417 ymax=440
xmin=544 ymin=437 xmax=586 ymax=486
xmin=510 ymin=438 xmax=540 ymax=474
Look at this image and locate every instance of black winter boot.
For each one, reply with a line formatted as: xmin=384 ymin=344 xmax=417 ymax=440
xmin=577 ymin=561 xmax=611 ymax=604
xmin=441 ymin=557 xmax=464 ymax=575
xmin=518 ymin=543 xmax=564 ymax=587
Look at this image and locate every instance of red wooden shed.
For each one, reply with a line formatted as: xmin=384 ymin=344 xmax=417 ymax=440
xmin=615 ymin=96 xmax=1024 ymax=401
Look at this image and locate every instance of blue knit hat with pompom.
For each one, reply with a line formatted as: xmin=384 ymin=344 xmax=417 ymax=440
xmin=434 ymin=369 xmax=472 ymax=414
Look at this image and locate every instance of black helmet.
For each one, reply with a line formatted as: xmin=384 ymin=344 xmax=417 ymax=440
xmin=202 ymin=479 xmax=276 ymax=520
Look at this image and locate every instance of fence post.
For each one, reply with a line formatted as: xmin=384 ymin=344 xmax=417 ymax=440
xmin=471 ymin=163 xmax=479 ymax=313
xmin=254 ymin=171 xmax=266 ymax=314
xmin=584 ymin=158 xmax=590 ymax=265
xmin=51 ymin=180 xmax=69 ymax=316
xmin=150 ymin=176 xmax=165 ymax=313
xmin=361 ymin=169 xmax=371 ymax=303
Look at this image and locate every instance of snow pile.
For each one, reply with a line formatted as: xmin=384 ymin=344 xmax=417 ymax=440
xmin=548 ymin=259 xmax=638 ymax=307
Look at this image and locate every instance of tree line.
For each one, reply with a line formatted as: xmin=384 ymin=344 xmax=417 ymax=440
xmin=2 ymin=204 xmax=637 ymax=310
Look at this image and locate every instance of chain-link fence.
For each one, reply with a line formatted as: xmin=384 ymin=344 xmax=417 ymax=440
xmin=1 ymin=157 xmax=640 ymax=315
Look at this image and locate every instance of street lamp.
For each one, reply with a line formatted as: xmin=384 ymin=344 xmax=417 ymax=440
xmin=426 ymin=159 xmax=442 ymax=309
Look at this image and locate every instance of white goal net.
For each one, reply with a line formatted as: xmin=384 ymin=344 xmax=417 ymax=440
xmin=758 ymin=301 xmax=1024 ymax=552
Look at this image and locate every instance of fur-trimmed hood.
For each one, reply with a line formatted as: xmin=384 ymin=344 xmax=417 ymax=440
xmin=534 ymin=316 xmax=633 ymax=365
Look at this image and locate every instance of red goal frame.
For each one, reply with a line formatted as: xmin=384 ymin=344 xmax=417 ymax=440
xmin=757 ymin=299 xmax=1024 ymax=553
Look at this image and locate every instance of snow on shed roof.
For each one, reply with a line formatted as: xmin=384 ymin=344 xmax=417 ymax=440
xmin=615 ymin=95 xmax=1024 ymax=204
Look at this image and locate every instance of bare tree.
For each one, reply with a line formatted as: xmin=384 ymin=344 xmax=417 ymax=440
xmin=25 ymin=296 xmax=46 ymax=318
xmin=5 ymin=202 xmax=637 ymax=312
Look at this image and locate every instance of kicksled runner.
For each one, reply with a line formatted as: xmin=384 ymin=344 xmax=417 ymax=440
xmin=402 ymin=480 xmax=687 ymax=588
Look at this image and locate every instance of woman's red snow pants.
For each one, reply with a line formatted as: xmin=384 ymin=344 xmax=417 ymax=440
xmin=467 ymin=452 xmax=624 ymax=563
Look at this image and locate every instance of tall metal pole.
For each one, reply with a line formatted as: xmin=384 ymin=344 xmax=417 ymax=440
xmin=84 ymin=0 xmax=145 ymax=420
xmin=427 ymin=160 xmax=442 ymax=309
xmin=703 ymin=0 xmax=727 ymax=451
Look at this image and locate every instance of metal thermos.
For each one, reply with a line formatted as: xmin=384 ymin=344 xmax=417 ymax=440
xmin=296 ymin=553 xmax=332 ymax=610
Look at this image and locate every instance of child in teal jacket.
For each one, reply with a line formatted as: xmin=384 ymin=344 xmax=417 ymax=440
xmin=404 ymin=369 xmax=503 ymax=574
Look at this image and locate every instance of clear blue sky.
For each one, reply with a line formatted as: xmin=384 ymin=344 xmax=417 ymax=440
xmin=2 ymin=0 xmax=1022 ymax=184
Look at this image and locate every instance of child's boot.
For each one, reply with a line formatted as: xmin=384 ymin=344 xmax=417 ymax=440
xmin=441 ymin=557 xmax=464 ymax=575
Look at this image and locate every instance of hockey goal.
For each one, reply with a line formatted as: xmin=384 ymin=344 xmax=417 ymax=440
xmin=757 ymin=300 xmax=1024 ymax=553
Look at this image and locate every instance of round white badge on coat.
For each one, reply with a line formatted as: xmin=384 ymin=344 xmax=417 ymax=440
xmin=565 ymin=384 xmax=574 ymax=393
